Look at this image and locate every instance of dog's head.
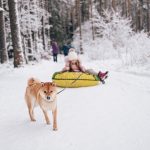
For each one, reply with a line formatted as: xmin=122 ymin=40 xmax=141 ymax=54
xmin=39 ymin=82 xmax=57 ymax=102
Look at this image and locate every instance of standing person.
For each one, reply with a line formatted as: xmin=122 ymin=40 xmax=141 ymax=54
xmin=62 ymin=44 xmax=69 ymax=56
xmin=51 ymin=40 xmax=59 ymax=62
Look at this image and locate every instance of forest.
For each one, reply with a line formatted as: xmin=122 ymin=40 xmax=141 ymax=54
xmin=1 ymin=1 xmax=150 ymax=149
xmin=0 ymin=0 xmax=150 ymax=67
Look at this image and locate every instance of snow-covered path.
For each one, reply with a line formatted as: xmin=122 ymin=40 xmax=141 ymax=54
xmin=0 ymin=59 xmax=150 ymax=150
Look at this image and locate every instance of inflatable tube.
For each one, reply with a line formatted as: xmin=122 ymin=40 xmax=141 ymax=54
xmin=52 ymin=72 xmax=100 ymax=88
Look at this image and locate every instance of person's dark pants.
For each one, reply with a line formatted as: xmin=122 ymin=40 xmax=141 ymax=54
xmin=64 ymin=53 xmax=68 ymax=56
xmin=53 ymin=53 xmax=58 ymax=62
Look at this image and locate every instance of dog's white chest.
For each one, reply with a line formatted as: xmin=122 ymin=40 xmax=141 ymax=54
xmin=40 ymin=100 xmax=57 ymax=111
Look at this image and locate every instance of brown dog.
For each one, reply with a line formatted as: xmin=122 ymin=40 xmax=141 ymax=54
xmin=25 ymin=77 xmax=58 ymax=130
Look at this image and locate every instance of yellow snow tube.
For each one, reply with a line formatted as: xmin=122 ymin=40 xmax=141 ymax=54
xmin=52 ymin=72 xmax=100 ymax=88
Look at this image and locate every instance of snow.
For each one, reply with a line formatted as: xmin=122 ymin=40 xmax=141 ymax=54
xmin=73 ymin=9 xmax=150 ymax=66
xmin=0 ymin=56 xmax=150 ymax=150
xmin=0 ymin=7 xmax=4 ymax=11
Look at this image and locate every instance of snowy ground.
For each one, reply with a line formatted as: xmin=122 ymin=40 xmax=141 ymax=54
xmin=0 ymin=55 xmax=150 ymax=150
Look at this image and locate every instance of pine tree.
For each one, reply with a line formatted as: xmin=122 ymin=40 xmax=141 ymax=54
xmin=112 ymin=0 xmax=116 ymax=11
xmin=8 ymin=0 xmax=24 ymax=67
xmin=0 ymin=0 xmax=8 ymax=63
xmin=89 ymin=0 xmax=95 ymax=40
xmin=127 ymin=0 xmax=131 ymax=17
xmin=76 ymin=0 xmax=83 ymax=54
xmin=146 ymin=0 xmax=149 ymax=33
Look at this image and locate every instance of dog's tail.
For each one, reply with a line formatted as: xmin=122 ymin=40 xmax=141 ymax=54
xmin=27 ymin=77 xmax=41 ymax=86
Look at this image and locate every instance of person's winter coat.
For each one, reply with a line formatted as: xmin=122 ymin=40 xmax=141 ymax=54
xmin=62 ymin=45 xmax=69 ymax=56
xmin=51 ymin=42 xmax=59 ymax=54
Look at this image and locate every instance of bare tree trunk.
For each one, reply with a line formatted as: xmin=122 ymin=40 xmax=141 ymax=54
xmin=125 ymin=1 xmax=127 ymax=17
xmin=112 ymin=0 xmax=116 ymax=11
xmin=33 ymin=0 xmax=39 ymax=53
xmin=90 ymin=0 xmax=95 ymax=40
xmin=0 ymin=0 xmax=8 ymax=64
xmin=87 ymin=0 xmax=90 ymax=20
xmin=137 ymin=5 xmax=140 ymax=31
xmin=27 ymin=0 xmax=34 ymax=54
xmin=70 ymin=7 xmax=75 ymax=38
xmin=104 ymin=0 xmax=108 ymax=9
xmin=22 ymin=35 xmax=28 ymax=64
xmin=136 ymin=0 xmax=143 ymax=31
xmin=8 ymin=0 xmax=24 ymax=67
xmin=127 ymin=0 xmax=131 ymax=17
xmin=75 ymin=0 xmax=79 ymax=27
xmin=42 ymin=16 xmax=46 ymax=50
xmin=41 ymin=0 xmax=46 ymax=51
xmin=45 ymin=0 xmax=51 ymax=50
xmin=135 ymin=4 xmax=138 ymax=32
xmin=76 ymin=0 xmax=83 ymax=54
xmin=139 ymin=0 xmax=144 ymax=30
xmin=99 ymin=0 xmax=102 ymax=16
xmin=147 ymin=0 xmax=150 ymax=33
xmin=122 ymin=1 xmax=126 ymax=17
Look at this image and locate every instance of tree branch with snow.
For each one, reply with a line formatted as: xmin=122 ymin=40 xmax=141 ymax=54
xmin=0 ymin=7 xmax=4 ymax=11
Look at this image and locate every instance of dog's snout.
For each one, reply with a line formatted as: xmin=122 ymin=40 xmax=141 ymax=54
xmin=47 ymin=96 xmax=51 ymax=100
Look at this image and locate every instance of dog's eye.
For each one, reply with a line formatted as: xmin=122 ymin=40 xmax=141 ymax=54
xmin=44 ymin=91 xmax=47 ymax=93
xmin=50 ymin=91 xmax=53 ymax=93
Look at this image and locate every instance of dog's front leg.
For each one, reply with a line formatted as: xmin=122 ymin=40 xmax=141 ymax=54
xmin=25 ymin=95 xmax=36 ymax=121
xmin=52 ymin=107 xmax=57 ymax=131
xmin=29 ymin=108 xmax=36 ymax=122
xmin=42 ymin=109 xmax=50 ymax=125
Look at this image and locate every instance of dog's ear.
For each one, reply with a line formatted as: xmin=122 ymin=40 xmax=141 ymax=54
xmin=31 ymin=78 xmax=34 ymax=82
xmin=51 ymin=82 xmax=57 ymax=87
xmin=41 ymin=82 xmax=45 ymax=87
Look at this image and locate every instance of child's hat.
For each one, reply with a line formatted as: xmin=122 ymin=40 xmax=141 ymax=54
xmin=69 ymin=48 xmax=75 ymax=52
xmin=68 ymin=51 xmax=78 ymax=61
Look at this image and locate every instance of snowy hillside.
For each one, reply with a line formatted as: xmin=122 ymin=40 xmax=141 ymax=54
xmin=0 ymin=56 xmax=150 ymax=150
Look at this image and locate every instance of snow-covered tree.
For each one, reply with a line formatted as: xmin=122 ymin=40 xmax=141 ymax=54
xmin=73 ymin=7 xmax=150 ymax=66
xmin=19 ymin=0 xmax=51 ymax=62
xmin=49 ymin=0 xmax=75 ymax=47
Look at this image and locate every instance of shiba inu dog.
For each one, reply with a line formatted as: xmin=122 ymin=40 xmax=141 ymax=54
xmin=25 ymin=77 xmax=58 ymax=130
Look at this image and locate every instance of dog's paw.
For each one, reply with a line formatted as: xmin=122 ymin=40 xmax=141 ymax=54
xmin=31 ymin=118 xmax=36 ymax=122
xmin=46 ymin=122 xmax=51 ymax=125
xmin=53 ymin=128 xmax=58 ymax=131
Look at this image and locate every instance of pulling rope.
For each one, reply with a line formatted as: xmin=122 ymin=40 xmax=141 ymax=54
xmin=57 ymin=72 xmax=83 ymax=95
